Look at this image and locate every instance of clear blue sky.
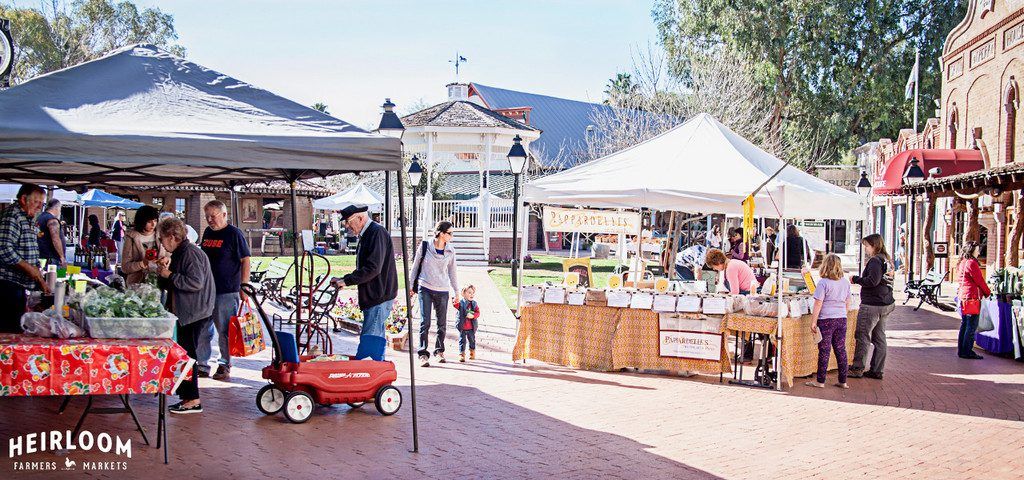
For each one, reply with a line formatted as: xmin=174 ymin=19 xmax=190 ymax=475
xmin=130 ymin=0 xmax=659 ymax=129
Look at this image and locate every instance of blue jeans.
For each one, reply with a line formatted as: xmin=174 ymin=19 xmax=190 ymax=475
xmin=958 ymin=314 xmax=979 ymax=357
xmin=418 ymin=289 xmax=449 ymax=357
xmin=356 ymin=299 xmax=393 ymax=361
xmin=459 ymin=330 xmax=476 ymax=353
xmin=197 ymin=293 xmax=239 ymax=369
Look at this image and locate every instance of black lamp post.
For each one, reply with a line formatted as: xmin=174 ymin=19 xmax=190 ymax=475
xmin=376 ymin=98 xmax=405 ymax=230
xmin=856 ymin=170 xmax=872 ymax=272
xmin=903 ymin=157 xmax=926 ymax=283
xmin=408 ymin=156 xmax=424 ymax=251
xmin=507 ymin=135 xmax=528 ymax=286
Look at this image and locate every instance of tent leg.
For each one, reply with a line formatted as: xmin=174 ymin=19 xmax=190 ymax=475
xmin=397 ymin=174 xmax=420 ymax=453
xmin=290 ymin=181 xmax=302 ymax=342
xmin=385 ymin=171 xmax=392 ymax=230
xmin=776 ymin=217 xmax=785 ymax=391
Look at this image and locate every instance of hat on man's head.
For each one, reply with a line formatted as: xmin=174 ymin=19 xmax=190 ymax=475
xmin=340 ymin=205 xmax=369 ymax=221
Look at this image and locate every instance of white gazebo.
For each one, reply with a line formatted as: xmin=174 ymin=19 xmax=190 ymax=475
xmin=397 ymin=83 xmax=541 ymax=264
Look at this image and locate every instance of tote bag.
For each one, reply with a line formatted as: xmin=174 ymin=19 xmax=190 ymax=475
xmin=229 ymin=299 xmax=267 ymax=357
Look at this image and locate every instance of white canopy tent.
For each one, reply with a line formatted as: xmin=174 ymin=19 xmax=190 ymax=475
xmin=313 ymin=183 xmax=384 ymax=212
xmin=524 ymin=113 xmax=865 ymax=220
xmin=0 ymin=44 xmax=425 ymax=446
xmin=519 ymin=113 xmax=867 ymax=391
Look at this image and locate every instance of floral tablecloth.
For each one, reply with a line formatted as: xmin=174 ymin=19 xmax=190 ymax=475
xmin=513 ymin=304 xmax=730 ymax=374
xmin=723 ymin=311 xmax=857 ymax=388
xmin=0 ymin=334 xmax=193 ymax=397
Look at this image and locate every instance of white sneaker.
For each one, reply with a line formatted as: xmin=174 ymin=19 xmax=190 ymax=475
xmin=419 ymin=355 xmax=430 ymax=367
xmin=436 ymin=352 xmax=446 ymax=364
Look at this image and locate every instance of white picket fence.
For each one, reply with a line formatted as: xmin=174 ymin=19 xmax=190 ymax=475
xmin=387 ymin=198 xmax=513 ymax=232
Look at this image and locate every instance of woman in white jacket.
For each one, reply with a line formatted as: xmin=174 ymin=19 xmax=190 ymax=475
xmin=409 ymin=221 xmax=459 ymax=367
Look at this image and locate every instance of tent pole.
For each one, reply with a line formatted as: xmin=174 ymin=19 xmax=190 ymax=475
xmin=396 ymin=173 xmax=420 ymax=453
xmin=289 ymin=180 xmax=302 ymax=342
xmin=385 ymin=171 xmax=392 ymax=230
xmin=776 ymin=217 xmax=785 ymax=391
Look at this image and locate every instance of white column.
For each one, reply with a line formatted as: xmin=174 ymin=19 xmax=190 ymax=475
xmin=481 ymin=134 xmax=493 ymax=258
xmin=424 ymin=133 xmax=434 ymax=238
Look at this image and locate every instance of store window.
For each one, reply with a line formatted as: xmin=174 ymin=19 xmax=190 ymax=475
xmin=175 ymin=198 xmax=185 ymax=215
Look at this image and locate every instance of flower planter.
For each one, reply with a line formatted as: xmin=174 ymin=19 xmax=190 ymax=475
xmin=387 ymin=332 xmax=409 ymax=351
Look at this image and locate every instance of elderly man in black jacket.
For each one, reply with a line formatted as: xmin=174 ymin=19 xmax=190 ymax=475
xmin=331 ymin=205 xmax=398 ymax=361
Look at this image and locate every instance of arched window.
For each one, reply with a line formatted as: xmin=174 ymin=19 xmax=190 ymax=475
xmin=1005 ymin=77 xmax=1020 ymax=164
xmin=949 ymin=103 xmax=959 ymax=149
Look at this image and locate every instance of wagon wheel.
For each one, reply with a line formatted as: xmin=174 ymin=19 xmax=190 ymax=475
xmin=283 ymin=391 xmax=315 ymax=423
xmin=256 ymin=385 xmax=285 ymax=415
xmin=374 ymin=386 xmax=402 ymax=416
xmin=347 ymin=401 xmax=365 ymax=409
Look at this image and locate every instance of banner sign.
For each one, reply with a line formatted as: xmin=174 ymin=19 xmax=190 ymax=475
xmin=542 ymin=206 xmax=641 ymax=235
xmin=797 ymin=220 xmax=827 ymax=251
xmin=658 ymin=330 xmax=721 ymax=361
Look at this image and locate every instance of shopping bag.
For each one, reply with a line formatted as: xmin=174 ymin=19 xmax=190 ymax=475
xmin=977 ymin=299 xmax=995 ymax=333
xmin=229 ymin=299 xmax=267 ymax=357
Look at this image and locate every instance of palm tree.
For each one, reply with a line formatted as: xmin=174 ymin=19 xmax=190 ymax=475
xmin=603 ymin=73 xmax=638 ymax=105
xmin=311 ymin=102 xmax=329 ymax=114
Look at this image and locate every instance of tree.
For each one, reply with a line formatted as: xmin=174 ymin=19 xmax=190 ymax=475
xmin=652 ymin=0 xmax=967 ymax=164
xmin=562 ymin=44 xmax=824 ymax=170
xmin=311 ymin=102 xmax=329 ymax=114
xmin=0 ymin=0 xmax=184 ymax=84
xmin=603 ymin=72 xmax=639 ymax=106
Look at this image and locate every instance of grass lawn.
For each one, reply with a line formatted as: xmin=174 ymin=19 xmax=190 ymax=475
xmin=251 ymin=255 xmax=406 ymax=290
xmin=487 ymin=254 xmax=621 ymax=310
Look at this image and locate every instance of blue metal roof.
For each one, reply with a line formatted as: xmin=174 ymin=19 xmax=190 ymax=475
xmin=469 ymin=83 xmax=614 ymax=169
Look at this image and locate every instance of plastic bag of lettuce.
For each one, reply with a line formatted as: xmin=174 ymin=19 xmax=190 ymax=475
xmin=83 ymin=285 xmax=169 ymax=319
xmin=83 ymin=285 xmax=176 ymax=339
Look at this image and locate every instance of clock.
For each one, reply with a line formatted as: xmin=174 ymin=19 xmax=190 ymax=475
xmin=0 ymin=19 xmax=12 ymax=82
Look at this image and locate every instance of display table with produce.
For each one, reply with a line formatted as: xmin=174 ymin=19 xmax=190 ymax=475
xmin=512 ymin=285 xmax=855 ymax=387
xmin=512 ymin=301 xmax=731 ymax=375
xmin=7 ymin=283 xmax=189 ymax=464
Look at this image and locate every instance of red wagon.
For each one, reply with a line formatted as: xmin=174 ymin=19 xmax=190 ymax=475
xmin=242 ymin=285 xmax=403 ymax=423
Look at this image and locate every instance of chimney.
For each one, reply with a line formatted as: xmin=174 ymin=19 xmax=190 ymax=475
xmin=447 ymin=83 xmax=469 ymax=101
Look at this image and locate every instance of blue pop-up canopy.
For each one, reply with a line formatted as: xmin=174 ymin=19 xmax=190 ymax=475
xmin=80 ymin=189 xmax=143 ymax=209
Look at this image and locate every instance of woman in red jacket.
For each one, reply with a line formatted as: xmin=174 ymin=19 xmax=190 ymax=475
xmin=956 ymin=242 xmax=991 ymax=360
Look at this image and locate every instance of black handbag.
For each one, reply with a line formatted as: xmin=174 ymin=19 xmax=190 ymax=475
xmin=411 ymin=240 xmax=428 ymax=293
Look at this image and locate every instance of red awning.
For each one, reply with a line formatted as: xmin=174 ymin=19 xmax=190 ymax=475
xmin=872 ymin=149 xmax=985 ymax=195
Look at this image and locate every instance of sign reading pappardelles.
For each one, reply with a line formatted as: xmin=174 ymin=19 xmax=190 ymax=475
xmin=543 ymin=206 xmax=641 ymax=235
xmin=659 ymin=330 xmax=721 ymax=361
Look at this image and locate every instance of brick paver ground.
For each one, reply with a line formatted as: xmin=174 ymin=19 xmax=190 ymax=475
xmin=3 ymin=296 xmax=1023 ymax=479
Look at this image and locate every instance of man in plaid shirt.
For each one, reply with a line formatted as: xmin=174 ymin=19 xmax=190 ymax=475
xmin=0 ymin=184 xmax=50 ymax=333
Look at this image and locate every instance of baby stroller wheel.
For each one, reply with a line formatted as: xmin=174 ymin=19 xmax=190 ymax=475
xmin=283 ymin=391 xmax=315 ymax=423
xmin=347 ymin=402 xmax=365 ymax=409
xmin=374 ymin=385 xmax=402 ymax=416
xmin=256 ymin=385 xmax=285 ymax=415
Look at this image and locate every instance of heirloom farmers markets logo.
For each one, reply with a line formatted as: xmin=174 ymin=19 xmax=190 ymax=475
xmin=7 ymin=429 xmax=131 ymax=472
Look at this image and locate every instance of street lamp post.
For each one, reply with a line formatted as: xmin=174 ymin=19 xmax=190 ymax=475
xmin=376 ymin=98 xmax=406 ymax=230
xmin=903 ymin=157 xmax=926 ymax=284
xmin=507 ymin=135 xmax=528 ymax=287
xmin=408 ymin=156 xmax=424 ymax=252
xmin=856 ymin=170 xmax=872 ymax=273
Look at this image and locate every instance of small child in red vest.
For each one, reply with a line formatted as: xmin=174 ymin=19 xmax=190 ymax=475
xmin=453 ymin=285 xmax=480 ymax=362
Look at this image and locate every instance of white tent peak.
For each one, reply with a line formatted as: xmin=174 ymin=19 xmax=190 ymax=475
xmin=313 ymin=183 xmax=385 ymax=211
xmin=525 ymin=113 xmax=864 ymax=219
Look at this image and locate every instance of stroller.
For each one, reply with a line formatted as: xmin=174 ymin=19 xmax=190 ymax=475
xmin=241 ymin=284 xmax=403 ymax=424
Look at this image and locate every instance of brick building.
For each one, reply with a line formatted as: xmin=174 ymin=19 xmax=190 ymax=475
xmin=862 ymin=0 xmax=1024 ymax=278
xmin=101 ymin=184 xmax=328 ymax=254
